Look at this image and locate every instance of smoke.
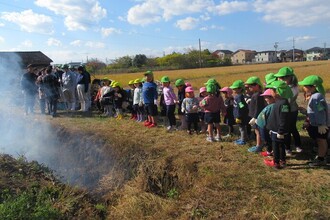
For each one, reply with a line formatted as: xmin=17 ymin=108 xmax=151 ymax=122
xmin=0 ymin=54 xmax=112 ymax=189
xmin=0 ymin=53 xmax=57 ymax=161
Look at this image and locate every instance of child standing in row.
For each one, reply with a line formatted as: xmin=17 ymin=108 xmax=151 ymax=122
xmin=220 ymin=87 xmax=235 ymax=138
xmin=181 ymin=86 xmax=200 ymax=134
xmin=133 ymin=78 xmax=144 ymax=122
xmin=298 ymin=75 xmax=329 ymax=166
xmin=142 ymin=70 xmax=158 ymax=128
xmin=200 ymin=83 xmax=226 ymax=142
xmin=264 ymin=80 xmax=293 ymax=169
xmin=257 ymin=89 xmax=275 ymax=157
xmin=161 ymin=76 xmax=178 ymax=131
xmin=275 ymin=67 xmax=302 ymax=154
xmin=230 ymin=80 xmax=249 ymax=145
xmin=198 ymin=87 xmax=207 ymax=133
xmin=245 ymin=76 xmax=266 ymax=153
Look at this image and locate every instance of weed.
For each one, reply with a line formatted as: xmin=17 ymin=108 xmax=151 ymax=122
xmin=167 ymin=188 xmax=179 ymax=199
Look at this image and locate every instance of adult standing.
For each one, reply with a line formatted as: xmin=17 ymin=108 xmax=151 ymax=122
xmin=77 ymin=65 xmax=91 ymax=112
xmin=20 ymin=64 xmax=37 ymax=115
xmin=61 ymin=64 xmax=76 ymax=111
xmin=42 ymin=67 xmax=60 ymax=117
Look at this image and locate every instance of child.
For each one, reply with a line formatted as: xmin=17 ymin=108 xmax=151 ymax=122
xmin=298 ymin=75 xmax=329 ymax=166
xmin=257 ymin=89 xmax=275 ymax=157
xmin=198 ymin=87 xmax=207 ymax=134
xmin=275 ymin=66 xmax=302 ymax=154
xmin=142 ymin=70 xmax=158 ymax=128
xmin=245 ymin=76 xmax=266 ymax=153
xmin=128 ymin=80 xmax=137 ymax=120
xmin=264 ymin=80 xmax=293 ymax=169
xmin=99 ymin=78 xmax=113 ymax=117
xmin=230 ymin=80 xmax=249 ymax=145
xmin=182 ymin=86 xmax=200 ymax=134
xmin=199 ymin=84 xmax=226 ymax=142
xmin=175 ymin=79 xmax=187 ymax=130
xmin=112 ymin=82 xmax=126 ymax=120
xmin=161 ymin=76 xmax=178 ymax=131
xmin=133 ymin=78 xmax=144 ymax=122
xmin=220 ymin=87 xmax=235 ymax=138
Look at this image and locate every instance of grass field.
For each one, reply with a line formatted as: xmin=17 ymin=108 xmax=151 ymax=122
xmin=2 ymin=60 xmax=330 ymax=219
xmin=54 ymin=60 xmax=330 ymax=219
xmin=95 ymin=60 xmax=330 ymax=92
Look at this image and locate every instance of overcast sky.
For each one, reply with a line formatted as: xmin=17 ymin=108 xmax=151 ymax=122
xmin=0 ymin=0 xmax=329 ymax=64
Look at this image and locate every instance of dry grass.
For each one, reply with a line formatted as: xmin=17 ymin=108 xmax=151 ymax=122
xmin=10 ymin=61 xmax=330 ymax=219
xmin=96 ymin=60 xmax=330 ymax=92
xmin=42 ymin=112 xmax=330 ymax=220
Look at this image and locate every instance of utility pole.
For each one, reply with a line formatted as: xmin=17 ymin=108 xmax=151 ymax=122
xmin=199 ymin=38 xmax=202 ymax=68
xmin=274 ymin=42 xmax=279 ymax=62
xmin=292 ymin=37 xmax=295 ymax=62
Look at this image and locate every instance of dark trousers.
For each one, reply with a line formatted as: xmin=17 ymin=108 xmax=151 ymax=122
xmin=271 ymin=133 xmax=286 ymax=163
xmin=47 ymin=96 xmax=58 ymax=116
xmin=285 ymin=110 xmax=301 ymax=150
xmin=166 ymin=104 xmax=176 ymax=126
xmin=186 ymin=113 xmax=199 ymax=132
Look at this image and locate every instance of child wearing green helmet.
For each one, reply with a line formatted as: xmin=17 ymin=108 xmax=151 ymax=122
xmin=264 ymin=80 xmax=292 ymax=169
xmin=175 ymin=78 xmax=187 ymax=130
xmin=298 ymin=75 xmax=329 ymax=166
xmin=230 ymin=80 xmax=249 ymax=145
xmin=199 ymin=83 xmax=226 ymax=142
xmin=275 ymin=66 xmax=302 ymax=154
xmin=133 ymin=78 xmax=144 ymax=122
xmin=245 ymin=76 xmax=266 ymax=153
xmin=161 ymin=76 xmax=178 ymax=131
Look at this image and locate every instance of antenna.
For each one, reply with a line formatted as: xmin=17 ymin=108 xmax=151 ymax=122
xmin=274 ymin=42 xmax=279 ymax=62
xmin=292 ymin=38 xmax=295 ymax=62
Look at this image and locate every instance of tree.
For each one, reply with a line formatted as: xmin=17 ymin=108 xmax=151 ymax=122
xmin=85 ymin=58 xmax=106 ymax=73
xmin=132 ymin=54 xmax=147 ymax=67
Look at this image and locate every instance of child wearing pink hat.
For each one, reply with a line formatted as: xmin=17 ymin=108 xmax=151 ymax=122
xmin=181 ymin=86 xmax=200 ymax=134
xmin=198 ymin=87 xmax=207 ymax=133
xmin=220 ymin=87 xmax=235 ymax=138
xmin=255 ymin=89 xmax=275 ymax=156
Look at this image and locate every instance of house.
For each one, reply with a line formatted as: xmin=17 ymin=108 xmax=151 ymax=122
xmin=282 ymin=49 xmax=305 ymax=62
xmin=254 ymin=51 xmax=277 ymax=63
xmin=211 ymin=50 xmax=233 ymax=60
xmin=305 ymin=47 xmax=330 ymax=61
xmin=0 ymin=51 xmax=53 ymax=68
xmin=231 ymin=49 xmax=256 ymax=64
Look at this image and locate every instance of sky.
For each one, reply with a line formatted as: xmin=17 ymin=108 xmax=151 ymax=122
xmin=0 ymin=0 xmax=330 ymax=64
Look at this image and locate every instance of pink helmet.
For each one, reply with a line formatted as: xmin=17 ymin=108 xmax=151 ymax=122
xmin=260 ymin=89 xmax=273 ymax=97
xmin=185 ymin=82 xmax=192 ymax=87
xmin=199 ymin=87 xmax=206 ymax=94
xmin=220 ymin=86 xmax=233 ymax=96
xmin=185 ymin=86 xmax=194 ymax=93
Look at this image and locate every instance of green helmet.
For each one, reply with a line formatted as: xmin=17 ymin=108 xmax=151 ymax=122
xmin=133 ymin=78 xmax=141 ymax=84
xmin=161 ymin=76 xmax=170 ymax=83
xmin=230 ymin=80 xmax=244 ymax=89
xmin=175 ymin=79 xmax=185 ymax=86
xmin=245 ymin=76 xmax=263 ymax=87
xmin=206 ymin=83 xmax=216 ymax=93
xmin=204 ymin=78 xmax=217 ymax=85
xmin=274 ymin=66 xmax=294 ymax=78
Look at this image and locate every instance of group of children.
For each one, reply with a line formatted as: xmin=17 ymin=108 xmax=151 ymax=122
xmin=94 ymin=67 xmax=329 ymax=169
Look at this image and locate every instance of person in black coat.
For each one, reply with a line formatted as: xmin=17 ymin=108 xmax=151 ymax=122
xmin=20 ymin=64 xmax=37 ymax=115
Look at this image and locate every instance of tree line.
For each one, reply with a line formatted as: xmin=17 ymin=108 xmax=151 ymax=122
xmin=84 ymin=49 xmax=232 ymax=75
